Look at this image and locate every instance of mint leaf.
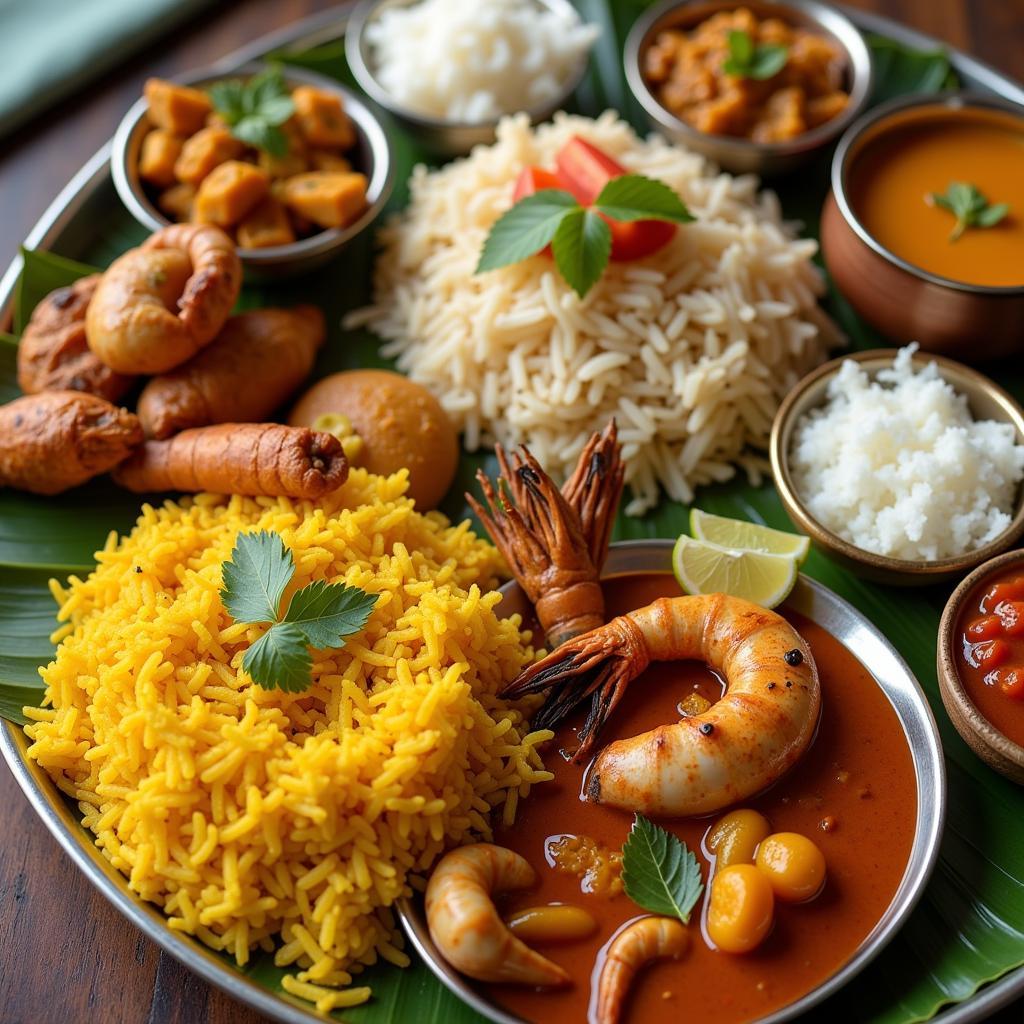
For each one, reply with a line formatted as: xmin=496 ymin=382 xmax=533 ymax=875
xmin=476 ymin=189 xmax=579 ymax=272
xmin=929 ymin=181 xmax=1010 ymax=241
xmin=728 ymin=29 xmax=753 ymax=65
xmin=208 ymin=79 xmax=247 ymax=123
xmin=222 ymin=530 xmax=294 ymax=624
xmin=723 ymin=29 xmax=788 ymax=80
xmin=594 ymin=174 xmax=694 ymax=225
xmin=977 ymin=202 xmax=1009 ymax=227
xmin=283 ymin=579 xmax=377 ymax=649
xmin=622 ymin=814 xmax=704 ymax=924
xmin=552 ymin=207 xmax=611 ymax=298
xmin=242 ymin=622 xmax=313 ymax=693
xmin=233 ymin=117 xmax=288 ymax=157
xmin=748 ymin=45 xmax=789 ymax=80
xmin=208 ymin=67 xmax=295 ymax=154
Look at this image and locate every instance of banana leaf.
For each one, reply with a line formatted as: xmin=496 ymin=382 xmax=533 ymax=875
xmin=2 ymin=9 xmax=1023 ymax=1024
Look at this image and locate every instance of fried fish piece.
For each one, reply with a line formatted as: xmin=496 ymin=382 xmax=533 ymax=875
xmin=0 ymin=391 xmax=143 ymax=494
xmin=137 ymin=306 xmax=325 ymax=439
xmin=17 ymin=276 xmax=135 ymax=401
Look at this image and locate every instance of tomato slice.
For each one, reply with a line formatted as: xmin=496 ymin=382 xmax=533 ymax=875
xmin=973 ymin=638 xmax=1011 ymax=669
xmin=554 ymin=135 xmax=676 ymax=262
xmin=555 ymin=136 xmax=628 ymax=205
xmin=966 ymin=615 xmax=1003 ymax=640
xmin=513 ymin=166 xmax=564 ymax=201
xmin=1000 ymin=667 xmax=1024 ymax=700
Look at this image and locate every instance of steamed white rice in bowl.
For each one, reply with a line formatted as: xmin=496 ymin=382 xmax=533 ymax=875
xmin=790 ymin=346 xmax=1024 ymax=562
xmin=348 ymin=111 xmax=840 ymax=515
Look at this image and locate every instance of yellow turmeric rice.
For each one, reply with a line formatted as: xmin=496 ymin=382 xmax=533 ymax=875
xmin=24 ymin=467 xmax=551 ymax=1013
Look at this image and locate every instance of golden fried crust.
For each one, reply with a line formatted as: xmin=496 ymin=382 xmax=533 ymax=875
xmin=137 ymin=306 xmax=326 ymax=438
xmin=112 ymin=423 xmax=348 ymax=498
xmin=0 ymin=391 xmax=143 ymax=494
xmin=17 ymin=276 xmax=135 ymax=402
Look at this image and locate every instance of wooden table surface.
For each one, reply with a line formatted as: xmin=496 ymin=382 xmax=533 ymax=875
xmin=1 ymin=1 xmax=1022 ymax=1022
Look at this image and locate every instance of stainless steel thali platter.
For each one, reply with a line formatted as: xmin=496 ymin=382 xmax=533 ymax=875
xmin=1 ymin=5 xmax=1023 ymax=1023
xmin=398 ymin=540 xmax=946 ymax=1024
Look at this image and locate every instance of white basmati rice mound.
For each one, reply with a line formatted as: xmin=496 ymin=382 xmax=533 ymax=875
xmin=790 ymin=345 xmax=1024 ymax=561
xmin=349 ymin=111 xmax=839 ymax=515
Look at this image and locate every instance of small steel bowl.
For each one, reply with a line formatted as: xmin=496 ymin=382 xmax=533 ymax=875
xmin=821 ymin=93 xmax=1024 ymax=360
xmin=396 ymin=539 xmax=945 ymax=1024
xmin=937 ymin=548 xmax=1024 ymax=785
xmin=770 ymin=349 xmax=1024 ymax=586
xmin=345 ymin=0 xmax=593 ymax=157
xmin=111 ymin=61 xmax=393 ymax=279
xmin=623 ymin=0 xmax=872 ymax=176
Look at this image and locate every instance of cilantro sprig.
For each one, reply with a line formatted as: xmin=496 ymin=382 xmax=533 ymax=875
xmin=621 ymin=814 xmax=704 ymax=924
xmin=222 ymin=531 xmax=376 ymax=692
xmin=477 ymin=175 xmax=693 ymax=297
xmin=928 ymin=181 xmax=1010 ymax=242
xmin=208 ymin=67 xmax=295 ymax=157
xmin=723 ymin=29 xmax=788 ymax=80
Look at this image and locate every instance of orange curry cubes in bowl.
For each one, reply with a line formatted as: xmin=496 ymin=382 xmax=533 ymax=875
xmin=112 ymin=61 xmax=393 ymax=277
xmin=822 ymin=93 xmax=1024 ymax=360
xmin=939 ymin=549 xmax=1024 ymax=784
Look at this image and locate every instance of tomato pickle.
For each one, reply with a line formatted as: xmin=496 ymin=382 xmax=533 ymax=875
xmin=957 ymin=568 xmax=1024 ymax=744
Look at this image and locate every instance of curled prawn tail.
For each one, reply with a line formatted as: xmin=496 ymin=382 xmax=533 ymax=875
xmin=593 ymin=917 xmax=689 ymax=1024
xmin=561 ymin=418 xmax=624 ymax=572
xmin=501 ymin=615 xmax=650 ymax=761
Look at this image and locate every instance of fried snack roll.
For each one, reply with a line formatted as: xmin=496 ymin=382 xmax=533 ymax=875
xmin=113 ymin=423 xmax=348 ymax=498
xmin=86 ymin=224 xmax=241 ymax=375
xmin=0 ymin=391 xmax=143 ymax=495
xmin=137 ymin=306 xmax=326 ymax=439
xmin=17 ymin=275 xmax=135 ymax=402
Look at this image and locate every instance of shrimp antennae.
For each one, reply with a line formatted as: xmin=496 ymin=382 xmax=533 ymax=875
xmin=503 ymin=616 xmax=650 ymax=760
xmin=561 ymin=419 xmax=624 ymax=569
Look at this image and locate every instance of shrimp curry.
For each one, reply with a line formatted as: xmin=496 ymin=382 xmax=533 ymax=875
xmin=484 ymin=572 xmax=917 ymax=1024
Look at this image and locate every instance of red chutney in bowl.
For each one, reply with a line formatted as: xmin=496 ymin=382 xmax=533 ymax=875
xmin=956 ymin=565 xmax=1024 ymax=747
xmin=485 ymin=573 xmax=917 ymax=1024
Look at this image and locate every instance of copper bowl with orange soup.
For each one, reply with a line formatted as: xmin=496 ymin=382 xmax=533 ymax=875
xmin=938 ymin=548 xmax=1024 ymax=785
xmin=821 ymin=93 xmax=1024 ymax=360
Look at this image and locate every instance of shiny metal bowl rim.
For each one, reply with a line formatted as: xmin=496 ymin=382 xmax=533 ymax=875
xmin=623 ymin=0 xmax=873 ymax=161
xmin=344 ymin=0 xmax=591 ymax=132
xmin=110 ymin=59 xmax=394 ymax=268
xmin=769 ymin=348 xmax=1024 ymax=580
xmin=830 ymin=90 xmax=1024 ymax=296
xmin=397 ymin=538 xmax=946 ymax=1024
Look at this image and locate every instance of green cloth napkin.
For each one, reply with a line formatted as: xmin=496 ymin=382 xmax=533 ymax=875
xmin=0 ymin=0 xmax=215 ymax=138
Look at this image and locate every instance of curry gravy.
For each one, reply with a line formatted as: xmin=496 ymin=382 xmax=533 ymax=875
xmin=487 ymin=573 xmax=917 ymax=1024
xmin=849 ymin=107 xmax=1024 ymax=287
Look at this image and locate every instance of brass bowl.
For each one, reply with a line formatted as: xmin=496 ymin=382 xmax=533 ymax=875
xmin=769 ymin=349 xmax=1024 ymax=586
xmin=821 ymin=93 xmax=1024 ymax=360
xmin=937 ymin=548 xmax=1024 ymax=784
xmin=623 ymin=0 xmax=872 ymax=176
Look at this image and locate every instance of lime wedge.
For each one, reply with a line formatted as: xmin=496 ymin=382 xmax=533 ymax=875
xmin=672 ymin=534 xmax=799 ymax=609
xmin=690 ymin=509 xmax=810 ymax=564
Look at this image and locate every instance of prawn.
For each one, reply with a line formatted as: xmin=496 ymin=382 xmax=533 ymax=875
xmin=468 ymin=420 xmax=624 ymax=648
xmin=86 ymin=224 xmax=241 ymax=374
xmin=592 ymin=917 xmax=688 ymax=1024
xmin=425 ymin=843 xmax=570 ymax=988
xmin=503 ymin=594 xmax=821 ymax=817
